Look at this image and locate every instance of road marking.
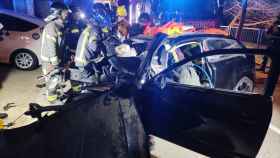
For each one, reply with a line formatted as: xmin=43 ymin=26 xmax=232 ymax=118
xmin=269 ymin=124 xmax=280 ymax=135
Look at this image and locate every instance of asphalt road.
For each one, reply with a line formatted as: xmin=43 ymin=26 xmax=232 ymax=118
xmin=0 ymin=64 xmax=279 ymax=158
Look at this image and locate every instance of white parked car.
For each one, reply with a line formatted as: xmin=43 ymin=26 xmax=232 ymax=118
xmin=0 ymin=9 xmax=45 ymax=70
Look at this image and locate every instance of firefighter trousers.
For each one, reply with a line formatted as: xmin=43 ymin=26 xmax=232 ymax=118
xmin=42 ymin=63 xmax=62 ymax=103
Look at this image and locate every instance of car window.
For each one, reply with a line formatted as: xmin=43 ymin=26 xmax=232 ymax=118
xmin=0 ymin=14 xmax=38 ymax=32
xmin=176 ymin=42 xmax=202 ymax=60
xmin=157 ymin=52 xmax=272 ymax=95
xmin=203 ymin=37 xmax=242 ymax=51
xmin=151 ymin=44 xmax=168 ymax=75
xmin=203 ymin=37 xmax=245 ymax=69
xmin=151 ymin=42 xmax=202 ymax=76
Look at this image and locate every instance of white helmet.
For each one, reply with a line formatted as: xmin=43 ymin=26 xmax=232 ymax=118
xmin=44 ymin=2 xmax=71 ymax=22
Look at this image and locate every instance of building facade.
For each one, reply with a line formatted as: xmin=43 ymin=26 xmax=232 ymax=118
xmin=0 ymin=0 xmax=71 ymax=18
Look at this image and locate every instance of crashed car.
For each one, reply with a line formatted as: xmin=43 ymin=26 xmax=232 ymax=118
xmin=0 ymin=33 xmax=279 ymax=158
xmin=132 ymin=33 xmax=255 ymax=92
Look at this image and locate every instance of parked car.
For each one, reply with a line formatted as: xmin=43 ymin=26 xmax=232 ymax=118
xmin=0 ymin=22 xmax=3 ymax=30
xmin=0 ymin=9 xmax=45 ymax=70
xmin=0 ymin=33 xmax=278 ymax=158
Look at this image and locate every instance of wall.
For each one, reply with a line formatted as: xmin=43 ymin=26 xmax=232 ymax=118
xmin=0 ymin=0 xmax=69 ymax=19
xmin=34 ymin=0 xmax=50 ymax=18
xmin=0 ymin=0 xmax=14 ymax=9
xmin=13 ymin=0 xmax=34 ymax=16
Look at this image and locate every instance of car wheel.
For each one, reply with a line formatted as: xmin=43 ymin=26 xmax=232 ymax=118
xmin=13 ymin=50 xmax=38 ymax=70
xmin=234 ymin=76 xmax=254 ymax=92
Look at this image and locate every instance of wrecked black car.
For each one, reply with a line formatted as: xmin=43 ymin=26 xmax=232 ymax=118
xmin=132 ymin=33 xmax=255 ymax=91
xmin=0 ymin=33 xmax=279 ymax=158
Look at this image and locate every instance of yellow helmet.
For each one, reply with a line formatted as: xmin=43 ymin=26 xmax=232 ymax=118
xmin=117 ymin=5 xmax=127 ymax=17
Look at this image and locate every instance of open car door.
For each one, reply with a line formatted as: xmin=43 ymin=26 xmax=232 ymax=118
xmin=135 ymin=48 xmax=280 ymax=158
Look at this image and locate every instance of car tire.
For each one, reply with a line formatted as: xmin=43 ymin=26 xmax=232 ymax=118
xmin=234 ymin=76 xmax=254 ymax=92
xmin=12 ymin=50 xmax=39 ymax=70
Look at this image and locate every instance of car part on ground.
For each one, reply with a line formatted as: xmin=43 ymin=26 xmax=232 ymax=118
xmin=3 ymin=103 xmax=16 ymax=111
xmin=0 ymin=113 xmax=8 ymax=119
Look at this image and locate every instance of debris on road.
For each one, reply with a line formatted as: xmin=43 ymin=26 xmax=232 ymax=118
xmin=3 ymin=103 xmax=16 ymax=111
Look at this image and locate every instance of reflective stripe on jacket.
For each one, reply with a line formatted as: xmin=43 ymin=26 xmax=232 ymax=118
xmin=75 ymin=26 xmax=100 ymax=67
xmin=75 ymin=26 xmax=91 ymax=67
xmin=40 ymin=20 xmax=63 ymax=65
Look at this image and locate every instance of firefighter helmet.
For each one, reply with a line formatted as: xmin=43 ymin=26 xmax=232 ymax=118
xmin=88 ymin=3 xmax=115 ymax=32
xmin=44 ymin=2 xmax=71 ymax=22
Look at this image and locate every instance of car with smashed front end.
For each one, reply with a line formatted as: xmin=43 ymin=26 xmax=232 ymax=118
xmin=0 ymin=33 xmax=279 ymax=158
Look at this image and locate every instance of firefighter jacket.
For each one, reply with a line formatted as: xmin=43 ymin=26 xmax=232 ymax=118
xmin=75 ymin=25 xmax=102 ymax=67
xmin=65 ymin=21 xmax=86 ymax=52
xmin=40 ymin=19 xmax=65 ymax=66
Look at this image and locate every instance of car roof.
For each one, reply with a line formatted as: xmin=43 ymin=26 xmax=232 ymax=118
xmin=0 ymin=9 xmax=45 ymax=26
xmin=132 ymin=33 xmax=236 ymax=44
xmin=167 ymin=32 xmax=235 ymax=43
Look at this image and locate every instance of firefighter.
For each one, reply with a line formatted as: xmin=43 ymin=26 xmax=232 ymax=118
xmin=130 ymin=12 xmax=153 ymax=37
xmin=64 ymin=5 xmax=87 ymax=66
xmin=41 ymin=2 xmax=71 ymax=103
xmin=116 ymin=19 xmax=130 ymax=42
xmin=74 ymin=3 xmax=115 ymax=86
xmin=74 ymin=2 xmax=136 ymax=88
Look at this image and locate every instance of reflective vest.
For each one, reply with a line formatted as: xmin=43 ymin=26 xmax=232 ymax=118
xmin=75 ymin=25 xmax=100 ymax=67
xmin=40 ymin=20 xmax=63 ymax=65
xmin=74 ymin=26 xmax=92 ymax=67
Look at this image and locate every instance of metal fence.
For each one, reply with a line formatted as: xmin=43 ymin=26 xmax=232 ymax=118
xmin=220 ymin=26 xmax=267 ymax=48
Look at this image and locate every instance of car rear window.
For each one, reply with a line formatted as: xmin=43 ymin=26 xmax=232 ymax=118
xmin=0 ymin=13 xmax=38 ymax=32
